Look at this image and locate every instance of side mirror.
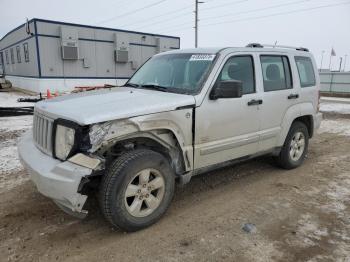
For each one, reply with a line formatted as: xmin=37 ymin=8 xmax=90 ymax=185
xmin=209 ymin=80 xmax=243 ymax=100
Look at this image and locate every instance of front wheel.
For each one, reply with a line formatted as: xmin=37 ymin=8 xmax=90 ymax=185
xmin=99 ymin=149 xmax=175 ymax=232
xmin=277 ymin=121 xmax=309 ymax=169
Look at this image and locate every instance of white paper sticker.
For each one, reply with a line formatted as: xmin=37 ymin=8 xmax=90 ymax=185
xmin=189 ymin=54 xmax=216 ymax=61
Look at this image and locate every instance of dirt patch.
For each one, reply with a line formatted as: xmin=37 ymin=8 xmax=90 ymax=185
xmin=0 ymin=122 xmax=349 ymax=261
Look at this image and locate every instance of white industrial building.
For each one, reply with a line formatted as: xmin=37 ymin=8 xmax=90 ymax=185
xmin=0 ymin=18 xmax=180 ymax=93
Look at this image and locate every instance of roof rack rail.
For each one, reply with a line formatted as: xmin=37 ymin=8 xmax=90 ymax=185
xmin=246 ymin=43 xmax=309 ymax=52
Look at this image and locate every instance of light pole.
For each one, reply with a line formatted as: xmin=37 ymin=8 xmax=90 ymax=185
xmin=338 ymin=57 xmax=343 ymax=72
xmin=320 ymin=50 xmax=325 ymax=71
xmin=194 ymin=0 xmax=204 ymax=48
xmin=344 ymin=54 xmax=348 ymax=72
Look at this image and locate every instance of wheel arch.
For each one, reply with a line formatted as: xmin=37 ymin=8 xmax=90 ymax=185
xmin=100 ymin=130 xmax=190 ymax=176
xmin=278 ymin=102 xmax=315 ymax=146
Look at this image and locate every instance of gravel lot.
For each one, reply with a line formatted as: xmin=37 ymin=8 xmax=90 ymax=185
xmin=0 ymin=92 xmax=350 ymax=262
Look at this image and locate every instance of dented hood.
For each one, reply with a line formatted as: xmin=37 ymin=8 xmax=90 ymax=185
xmin=35 ymin=87 xmax=195 ymax=125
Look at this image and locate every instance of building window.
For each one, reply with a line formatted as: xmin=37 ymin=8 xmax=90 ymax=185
xmin=5 ymin=50 xmax=9 ymax=64
xmin=16 ymin=46 xmax=21 ymax=63
xmin=260 ymin=55 xmax=293 ymax=92
xmin=23 ymin=43 xmax=29 ymax=62
xmin=0 ymin=52 xmax=3 ymax=66
xmin=295 ymin=56 xmax=316 ymax=88
xmin=10 ymin=48 xmax=15 ymax=64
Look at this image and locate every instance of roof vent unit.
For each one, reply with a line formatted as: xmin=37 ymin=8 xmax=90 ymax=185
xmin=60 ymin=27 xmax=79 ymax=60
xmin=156 ymin=38 xmax=168 ymax=53
xmin=114 ymin=34 xmax=129 ymax=63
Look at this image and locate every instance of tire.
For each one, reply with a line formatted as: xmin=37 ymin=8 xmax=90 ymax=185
xmin=99 ymin=149 xmax=175 ymax=232
xmin=276 ymin=121 xmax=309 ymax=169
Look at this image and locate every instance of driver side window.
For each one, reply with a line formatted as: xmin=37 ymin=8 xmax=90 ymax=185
xmin=217 ymin=55 xmax=255 ymax=94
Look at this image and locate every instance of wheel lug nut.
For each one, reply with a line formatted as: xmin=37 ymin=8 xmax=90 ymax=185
xmin=139 ymin=196 xmax=143 ymax=200
xmin=146 ymin=194 xmax=149 ymax=198
xmin=137 ymin=189 xmax=141 ymax=193
xmin=143 ymin=184 xmax=146 ymax=188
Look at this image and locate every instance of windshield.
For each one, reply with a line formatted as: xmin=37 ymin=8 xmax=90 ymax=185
xmin=127 ymin=53 xmax=216 ymax=94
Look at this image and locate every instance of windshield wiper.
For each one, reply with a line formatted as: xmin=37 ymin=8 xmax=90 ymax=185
xmin=124 ymin=82 xmax=140 ymax=88
xmin=139 ymin=84 xmax=169 ymax=92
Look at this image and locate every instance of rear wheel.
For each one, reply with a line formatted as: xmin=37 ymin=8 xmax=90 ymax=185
xmin=277 ymin=121 xmax=309 ymax=169
xmin=99 ymin=149 xmax=175 ymax=232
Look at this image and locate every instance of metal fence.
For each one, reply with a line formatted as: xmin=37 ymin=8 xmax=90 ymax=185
xmin=319 ymin=72 xmax=350 ymax=94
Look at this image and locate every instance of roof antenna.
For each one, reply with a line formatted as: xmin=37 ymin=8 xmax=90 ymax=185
xmin=274 ymin=41 xmax=278 ymax=47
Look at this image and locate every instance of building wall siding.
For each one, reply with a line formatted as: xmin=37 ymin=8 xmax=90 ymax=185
xmin=0 ymin=18 xmax=180 ymax=93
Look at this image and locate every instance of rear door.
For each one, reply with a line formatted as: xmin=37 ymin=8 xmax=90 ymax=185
xmin=257 ymin=53 xmax=298 ymax=151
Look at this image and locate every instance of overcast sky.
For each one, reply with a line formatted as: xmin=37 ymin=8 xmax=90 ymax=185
xmin=1 ymin=0 xmax=349 ymax=70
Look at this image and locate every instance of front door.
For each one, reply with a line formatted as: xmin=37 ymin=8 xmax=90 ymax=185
xmin=194 ymin=53 xmax=261 ymax=169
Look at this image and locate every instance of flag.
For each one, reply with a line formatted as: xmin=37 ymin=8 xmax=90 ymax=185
xmin=331 ymin=48 xmax=336 ymax=56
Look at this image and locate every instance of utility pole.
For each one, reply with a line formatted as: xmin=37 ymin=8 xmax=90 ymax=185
xmin=194 ymin=0 xmax=204 ymax=48
xmin=320 ymin=50 xmax=325 ymax=71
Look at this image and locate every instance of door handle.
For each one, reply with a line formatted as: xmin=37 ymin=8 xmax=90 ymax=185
xmin=288 ymin=94 xmax=299 ymax=99
xmin=247 ymin=99 xmax=263 ymax=106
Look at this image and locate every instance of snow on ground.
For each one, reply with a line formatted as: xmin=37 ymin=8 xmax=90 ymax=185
xmin=0 ymin=115 xmax=33 ymax=131
xmin=0 ymin=92 xmax=34 ymax=190
xmin=320 ymin=102 xmax=350 ymax=115
xmin=319 ymin=98 xmax=350 ymax=136
xmin=318 ymin=119 xmax=350 ymax=137
xmin=0 ymin=91 xmax=35 ymax=107
xmin=0 ymin=141 xmax=22 ymax=173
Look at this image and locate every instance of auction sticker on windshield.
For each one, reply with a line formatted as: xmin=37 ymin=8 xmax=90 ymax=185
xmin=189 ymin=54 xmax=216 ymax=61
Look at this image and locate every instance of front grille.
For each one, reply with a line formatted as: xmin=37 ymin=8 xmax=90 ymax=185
xmin=33 ymin=111 xmax=54 ymax=155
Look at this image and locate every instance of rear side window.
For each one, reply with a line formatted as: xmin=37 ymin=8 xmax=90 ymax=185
xmin=23 ymin=43 xmax=29 ymax=62
xmin=5 ymin=50 xmax=9 ymax=64
xmin=260 ymin=55 xmax=292 ymax=92
xmin=295 ymin=56 xmax=316 ymax=87
xmin=10 ymin=48 xmax=15 ymax=64
xmin=16 ymin=46 xmax=21 ymax=63
xmin=218 ymin=55 xmax=255 ymax=94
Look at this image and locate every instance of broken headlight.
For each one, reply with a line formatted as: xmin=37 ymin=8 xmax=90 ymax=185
xmin=54 ymin=124 xmax=75 ymax=160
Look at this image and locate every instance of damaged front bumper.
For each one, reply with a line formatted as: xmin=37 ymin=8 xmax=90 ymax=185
xmin=18 ymin=131 xmax=93 ymax=218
